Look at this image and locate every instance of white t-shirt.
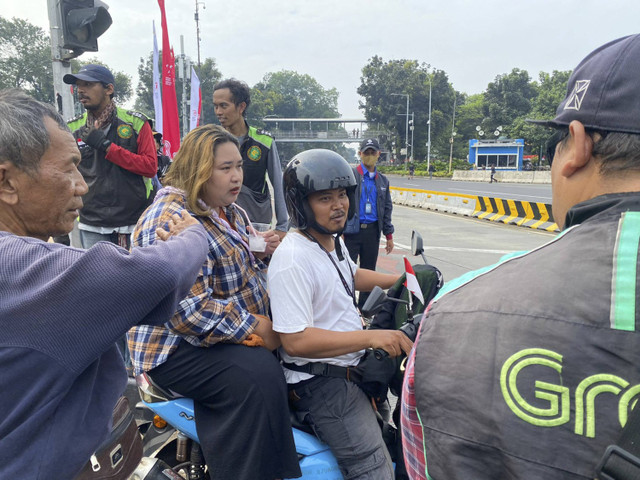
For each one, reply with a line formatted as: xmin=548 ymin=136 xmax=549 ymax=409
xmin=268 ymin=231 xmax=365 ymax=384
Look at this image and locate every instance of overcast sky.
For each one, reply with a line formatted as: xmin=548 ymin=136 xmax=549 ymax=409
xmin=4 ymin=0 xmax=640 ymax=118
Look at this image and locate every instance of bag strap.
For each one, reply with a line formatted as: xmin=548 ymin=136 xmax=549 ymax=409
xmin=595 ymin=404 xmax=640 ymax=479
xmin=282 ymin=361 xmax=362 ymax=383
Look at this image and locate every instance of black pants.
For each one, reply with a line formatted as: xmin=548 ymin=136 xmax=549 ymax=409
xmin=149 ymin=341 xmax=301 ymax=480
xmin=344 ymin=224 xmax=381 ymax=309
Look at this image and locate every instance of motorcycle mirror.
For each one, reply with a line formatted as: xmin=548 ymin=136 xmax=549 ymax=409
xmin=411 ymin=230 xmax=429 ymax=265
xmin=411 ymin=231 xmax=424 ymax=256
xmin=361 ymin=285 xmax=410 ymax=318
xmin=361 ymin=286 xmax=388 ymax=317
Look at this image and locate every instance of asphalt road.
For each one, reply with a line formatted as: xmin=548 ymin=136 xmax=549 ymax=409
xmin=388 ymin=175 xmax=552 ymax=204
xmin=369 ymin=203 xmax=554 ymax=281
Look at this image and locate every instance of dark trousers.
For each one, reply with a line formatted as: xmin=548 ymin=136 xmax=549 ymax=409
xmin=149 ymin=341 xmax=301 ymax=480
xmin=344 ymin=224 xmax=381 ymax=308
xmin=289 ymin=377 xmax=393 ymax=479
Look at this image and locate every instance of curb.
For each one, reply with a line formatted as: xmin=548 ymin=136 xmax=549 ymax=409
xmin=390 ymin=187 xmax=559 ymax=233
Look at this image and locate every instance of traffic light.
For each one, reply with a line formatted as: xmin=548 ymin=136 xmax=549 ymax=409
xmin=59 ymin=0 xmax=112 ymax=54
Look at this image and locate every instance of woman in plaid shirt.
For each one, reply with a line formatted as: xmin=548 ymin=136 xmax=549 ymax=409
xmin=128 ymin=125 xmax=301 ymax=480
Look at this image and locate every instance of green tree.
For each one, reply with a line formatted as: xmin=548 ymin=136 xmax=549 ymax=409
xmin=482 ymin=68 xmax=538 ymax=137
xmin=251 ymin=70 xmax=340 ymax=125
xmin=451 ymin=93 xmax=484 ymax=161
xmin=0 ymin=17 xmax=131 ymax=112
xmin=511 ymin=70 xmax=571 ymax=161
xmin=357 ymin=56 xmax=457 ymax=162
xmin=250 ymin=70 xmax=347 ymax=163
xmin=0 ymin=17 xmax=53 ymax=102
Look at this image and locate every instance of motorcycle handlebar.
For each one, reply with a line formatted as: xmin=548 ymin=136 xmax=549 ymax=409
xmin=372 ymin=321 xmax=418 ymax=359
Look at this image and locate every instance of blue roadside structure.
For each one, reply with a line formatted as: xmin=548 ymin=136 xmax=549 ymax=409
xmin=469 ymin=138 xmax=525 ymax=171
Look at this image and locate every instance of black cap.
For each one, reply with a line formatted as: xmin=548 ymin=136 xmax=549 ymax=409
xmin=63 ymin=64 xmax=115 ymax=86
xmin=527 ymin=34 xmax=640 ymax=134
xmin=360 ymin=138 xmax=381 ymax=152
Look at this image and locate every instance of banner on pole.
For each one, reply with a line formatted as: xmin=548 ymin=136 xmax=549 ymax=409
xmin=158 ymin=0 xmax=180 ymax=158
xmin=189 ymin=66 xmax=201 ymax=132
xmin=152 ymin=21 xmax=162 ymax=135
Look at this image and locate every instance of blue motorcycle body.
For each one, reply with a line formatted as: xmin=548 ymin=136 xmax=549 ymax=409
xmin=140 ymin=395 xmax=343 ymax=479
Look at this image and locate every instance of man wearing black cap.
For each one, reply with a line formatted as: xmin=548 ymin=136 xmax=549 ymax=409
xmin=64 ymin=64 xmax=157 ymax=373
xmin=401 ymin=34 xmax=640 ymax=480
xmin=343 ymin=138 xmax=395 ymax=308
xmin=64 ymin=64 xmax=157 ymax=250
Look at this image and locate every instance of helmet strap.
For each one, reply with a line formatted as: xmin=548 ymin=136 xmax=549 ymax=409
xmin=301 ymin=200 xmax=347 ymax=260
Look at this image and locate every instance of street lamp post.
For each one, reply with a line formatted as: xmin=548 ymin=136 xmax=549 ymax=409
xmin=426 ymin=73 xmax=432 ymax=173
xmin=448 ymin=95 xmax=457 ymax=174
xmin=194 ymin=0 xmax=205 ymax=68
xmin=391 ymin=93 xmax=409 ymax=165
xmin=409 ymin=112 xmax=414 ymax=161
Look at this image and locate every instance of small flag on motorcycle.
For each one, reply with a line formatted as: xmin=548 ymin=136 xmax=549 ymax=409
xmin=404 ymin=257 xmax=425 ymax=305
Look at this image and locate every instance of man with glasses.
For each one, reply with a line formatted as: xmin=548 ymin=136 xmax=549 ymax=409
xmin=401 ymin=34 xmax=640 ymax=480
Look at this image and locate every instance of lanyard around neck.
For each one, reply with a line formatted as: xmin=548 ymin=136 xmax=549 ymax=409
xmin=299 ymin=230 xmax=357 ymax=308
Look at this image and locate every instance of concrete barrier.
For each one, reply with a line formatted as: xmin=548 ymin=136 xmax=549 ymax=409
xmin=473 ymin=196 xmax=559 ymax=232
xmin=390 ymin=187 xmax=476 ymax=216
xmin=390 ymin=187 xmax=559 ymax=233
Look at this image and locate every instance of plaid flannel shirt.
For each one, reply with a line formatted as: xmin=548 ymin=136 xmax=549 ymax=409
xmin=128 ymin=188 xmax=268 ymax=375
xmin=401 ymin=334 xmax=430 ymax=480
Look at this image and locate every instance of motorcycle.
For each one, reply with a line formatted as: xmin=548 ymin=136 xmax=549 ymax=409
xmin=129 ymin=231 xmax=443 ymax=480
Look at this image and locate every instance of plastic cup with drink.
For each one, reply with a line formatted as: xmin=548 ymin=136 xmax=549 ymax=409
xmin=248 ymin=222 xmax=271 ymax=252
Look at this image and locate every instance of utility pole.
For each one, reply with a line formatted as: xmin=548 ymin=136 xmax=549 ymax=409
xmin=404 ymin=95 xmax=409 ymax=165
xmin=448 ymin=95 xmax=457 ymax=174
xmin=409 ymin=112 xmax=414 ymax=161
xmin=47 ymin=0 xmax=74 ymax=120
xmin=194 ymin=1 xmax=205 ymax=68
xmin=427 ymin=74 xmax=432 ymax=173
xmin=391 ymin=93 xmax=409 ymax=166
xmin=47 ymin=0 xmax=112 ymax=121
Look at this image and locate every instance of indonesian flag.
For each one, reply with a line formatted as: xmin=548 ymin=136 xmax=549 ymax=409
xmin=189 ymin=66 xmax=201 ymax=132
xmin=404 ymin=257 xmax=424 ymax=305
xmin=152 ymin=21 xmax=162 ymax=135
xmin=158 ymin=0 xmax=180 ymax=158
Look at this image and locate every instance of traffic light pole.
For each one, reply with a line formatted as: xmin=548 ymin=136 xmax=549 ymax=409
xmin=47 ymin=0 xmax=75 ymax=121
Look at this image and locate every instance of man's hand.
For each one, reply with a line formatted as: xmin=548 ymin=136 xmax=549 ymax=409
xmin=81 ymin=128 xmax=112 ymax=152
xmin=156 ymin=212 xmax=199 ymax=241
xmin=367 ymin=329 xmax=413 ymax=357
xmin=385 ymin=238 xmax=394 ymax=255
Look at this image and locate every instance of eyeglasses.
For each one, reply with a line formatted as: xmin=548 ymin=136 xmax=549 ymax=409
xmin=545 ymin=129 xmax=569 ymax=166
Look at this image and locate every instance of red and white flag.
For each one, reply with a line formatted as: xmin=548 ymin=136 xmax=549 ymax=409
xmin=158 ymin=0 xmax=180 ymax=158
xmin=404 ymin=257 xmax=424 ymax=305
xmin=189 ymin=66 xmax=201 ymax=132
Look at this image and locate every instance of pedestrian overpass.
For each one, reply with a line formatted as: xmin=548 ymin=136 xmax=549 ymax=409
xmin=261 ymin=117 xmax=388 ymax=144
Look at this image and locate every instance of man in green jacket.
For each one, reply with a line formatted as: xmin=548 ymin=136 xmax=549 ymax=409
xmin=213 ymin=78 xmax=288 ymax=237
xmin=64 ymin=64 xmax=157 ymax=250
